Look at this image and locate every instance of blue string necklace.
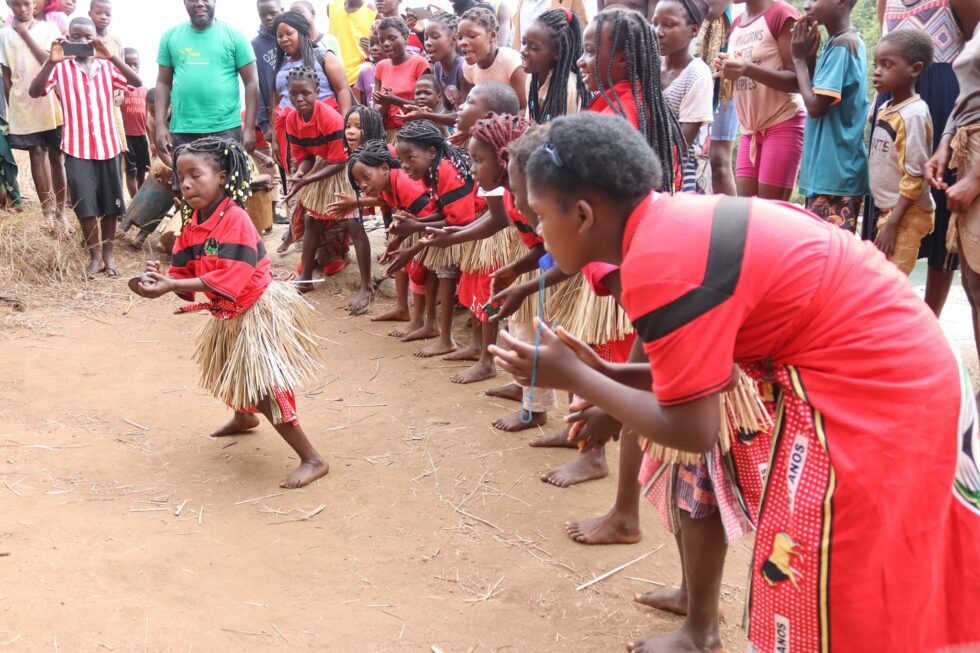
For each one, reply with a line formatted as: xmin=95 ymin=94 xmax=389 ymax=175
xmin=521 ymin=252 xmax=556 ymax=424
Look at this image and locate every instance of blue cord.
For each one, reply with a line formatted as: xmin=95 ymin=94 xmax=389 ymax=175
xmin=521 ymin=253 xmax=555 ymax=424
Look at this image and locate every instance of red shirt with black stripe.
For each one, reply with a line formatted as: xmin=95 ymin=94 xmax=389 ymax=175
xmin=504 ymin=189 xmax=542 ymax=250
xmin=425 ymin=158 xmax=486 ymax=226
xmin=168 ymin=197 xmax=272 ymax=307
xmin=588 ymin=81 xmax=640 ymax=128
xmin=286 ymin=100 xmax=347 ymax=165
xmin=381 ymin=167 xmax=433 ymax=216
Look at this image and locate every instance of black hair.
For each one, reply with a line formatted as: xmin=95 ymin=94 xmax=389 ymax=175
xmin=273 ymin=10 xmax=322 ymax=77
xmin=428 ymin=11 xmax=459 ymax=35
xmin=173 ymin=137 xmax=253 ymax=209
xmin=290 ymin=0 xmax=312 ymax=12
xmin=396 ymin=119 xmax=473 ymax=190
xmin=89 ymin=0 xmax=111 ymax=9
xmin=343 ymin=105 xmax=385 ymax=152
xmin=880 ymin=29 xmax=934 ymax=71
xmin=346 ymin=138 xmax=401 ymax=191
xmin=69 ymin=16 xmax=96 ymax=30
xmin=286 ymin=64 xmax=319 ymax=90
xmin=528 ymin=8 xmax=587 ymax=123
xmin=416 ymin=73 xmax=442 ymax=93
xmin=591 ymin=7 xmax=682 ymax=192
xmin=459 ymin=6 xmax=497 ymax=32
xmin=123 ymin=46 xmax=138 ymax=57
xmin=509 ymin=122 xmax=552 ymax=173
xmin=662 ymin=0 xmax=708 ymax=26
xmin=470 ymin=81 xmax=520 ymax=116
xmin=526 ymin=112 xmax=662 ymax=208
xmin=378 ymin=15 xmax=410 ymax=37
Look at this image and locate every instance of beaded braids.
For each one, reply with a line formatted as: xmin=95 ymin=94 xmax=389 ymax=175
xmin=343 ymin=105 xmax=386 ymax=152
xmin=528 ymin=9 xmax=587 ymax=123
xmin=346 ymin=139 xmax=402 ymax=191
xmin=470 ymin=113 xmax=532 ymax=187
xmin=396 ymin=119 xmax=473 ymax=191
xmin=591 ymin=7 xmax=683 ymax=192
xmin=173 ymin=137 xmax=253 ymax=209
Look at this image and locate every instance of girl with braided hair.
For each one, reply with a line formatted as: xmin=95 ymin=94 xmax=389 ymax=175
xmin=425 ymin=13 xmax=466 ymax=115
xmin=283 ymin=66 xmax=375 ymax=315
xmin=388 ymin=119 xmax=489 ymax=363
xmin=345 ymin=140 xmax=439 ymax=341
xmin=132 ymin=137 xmax=326 ymax=490
xmin=372 ymin=16 xmax=431 ymax=140
xmin=459 ymin=6 xmax=527 ymax=112
xmin=521 ymin=8 xmax=587 ymax=123
xmin=580 ymin=6 xmax=684 ymax=192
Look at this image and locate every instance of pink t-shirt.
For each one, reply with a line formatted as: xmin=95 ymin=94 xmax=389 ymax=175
xmin=728 ymin=1 xmax=804 ymax=135
xmin=4 ymin=11 xmax=68 ymax=35
xmin=462 ymin=46 xmax=522 ymax=87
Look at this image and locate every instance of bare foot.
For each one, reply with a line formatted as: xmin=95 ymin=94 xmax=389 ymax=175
xmin=493 ymin=410 xmax=546 ymax=432
xmin=450 ymin=360 xmax=496 ymax=384
xmin=541 ymin=451 xmax=609 ymax=488
xmin=102 ymin=254 xmax=119 ymax=277
xmin=83 ymin=257 xmax=103 ymax=280
xmin=211 ymin=413 xmax=260 ymax=437
xmin=280 ymin=458 xmax=330 ymax=489
xmin=635 ymin=587 xmax=687 ymax=616
xmin=443 ymin=345 xmax=480 ymax=362
xmin=389 ymin=321 xmax=421 ymax=338
xmin=565 ymin=508 xmax=642 ymax=545
xmin=401 ymin=324 xmax=440 ymax=341
xmin=347 ymin=288 xmax=374 ymax=315
xmin=626 ymin=628 xmax=724 ymax=653
xmin=486 ymin=383 xmax=523 ymax=402
xmin=416 ymin=340 xmax=457 ymax=358
xmin=529 ymin=427 xmax=576 ymax=449
xmin=372 ymin=307 xmax=411 ymax=322
xmin=276 ymin=240 xmax=291 ymax=254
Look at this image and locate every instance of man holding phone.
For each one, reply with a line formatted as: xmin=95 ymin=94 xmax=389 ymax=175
xmin=27 ymin=16 xmax=143 ymax=279
xmin=154 ymin=0 xmax=259 ymax=165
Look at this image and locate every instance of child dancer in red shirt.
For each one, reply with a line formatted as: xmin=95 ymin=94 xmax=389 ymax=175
xmin=133 ymin=138 xmax=325 ymax=489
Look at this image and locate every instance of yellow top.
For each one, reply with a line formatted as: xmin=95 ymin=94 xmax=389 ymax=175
xmin=328 ymin=0 xmax=376 ymax=86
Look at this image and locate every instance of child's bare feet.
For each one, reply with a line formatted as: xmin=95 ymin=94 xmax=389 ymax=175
xmin=211 ymin=412 xmax=261 ymax=437
xmin=486 ymin=383 xmax=523 ymax=402
xmin=634 ymin=587 xmax=688 ymax=615
xmin=83 ymin=256 xmax=103 ymax=280
xmin=401 ymin=324 xmax=439 ymax=341
xmin=372 ymin=307 xmax=411 ymax=322
xmin=493 ymin=410 xmax=546 ymax=432
xmin=529 ymin=426 xmax=577 ymax=448
xmin=626 ymin=628 xmax=724 ymax=653
xmin=541 ymin=451 xmax=608 ymax=487
xmin=565 ymin=508 xmax=642 ymax=545
xmin=280 ymin=458 xmax=329 ymax=489
xmin=416 ymin=339 xmax=457 ymax=358
xmin=347 ymin=287 xmax=374 ymax=315
xmin=443 ymin=345 xmax=479 ymax=362
xmin=450 ymin=360 xmax=496 ymax=384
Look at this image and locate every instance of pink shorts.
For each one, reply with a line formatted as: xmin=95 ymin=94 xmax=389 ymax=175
xmin=735 ymin=112 xmax=805 ymax=190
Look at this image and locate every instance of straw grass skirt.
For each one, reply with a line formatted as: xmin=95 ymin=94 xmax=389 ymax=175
xmin=460 ymin=223 xmax=513 ymax=274
xmin=295 ymin=159 xmax=354 ymax=221
xmin=193 ymin=282 xmax=321 ymax=424
xmin=386 ymin=128 xmax=399 ymax=145
xmin=546 ymin=273 xmax=633 ymax=345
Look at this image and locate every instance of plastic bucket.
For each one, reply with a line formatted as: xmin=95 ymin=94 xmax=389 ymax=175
xmin=129 ymin=174 xmax=176 ymax=235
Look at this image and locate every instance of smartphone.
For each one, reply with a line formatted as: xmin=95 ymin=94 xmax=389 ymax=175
xmin=62 ymin=42 xmax=95 ymax=58
xmin=407 ymin=5 xmax=434 ymax=19
xmin=483 ymin=301 xmax=502 ymax=319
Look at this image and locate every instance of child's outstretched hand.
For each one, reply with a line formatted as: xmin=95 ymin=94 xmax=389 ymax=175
xmin=420 ymin=226 xmax=457 ymax=249
xmin=790 ymin=17 xmax=820 ymax=61
xmin=388 ymin=212 xmax=422 ymax=238
xmin=399 ymin=104 xmax=433 ymax=123
xmin=486 ymin=283 xmax=529 ymax=323
xmin=448 ymin=130 xmax=469 ymax=147
xmin=372 ymin=86 xmax=395 ymax=105
xmin=489 ymin=264 xmax=518 ymax=297
xmin=489 ymin=319 xmax=585 ymax=391
xmin=135 ymin=271 xmax=173 ymax=299
xmin=326 ymin=191 xmax=359 ymax=217
xmin=384 ymin=245 xmax=418 ymax=277
xmin=566 ymin=400 xmax=622 ymax=453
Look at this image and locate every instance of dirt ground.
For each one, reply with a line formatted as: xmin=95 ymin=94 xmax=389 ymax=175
xmin=0 ymin=217 xmax=755 ymax=652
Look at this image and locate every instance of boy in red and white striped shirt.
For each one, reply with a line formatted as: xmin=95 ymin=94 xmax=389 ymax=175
xmin=28 ymin=16 xmax=141 ymax=279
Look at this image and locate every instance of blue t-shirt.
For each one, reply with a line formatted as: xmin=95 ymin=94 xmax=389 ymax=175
xmin=158 ymin=21 xmax=256 ymax=134
xmin=798 ymin=29 xmax=870 ymax=197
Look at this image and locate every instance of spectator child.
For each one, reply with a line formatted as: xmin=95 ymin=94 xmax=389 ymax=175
xmin=458 ymin=7 xmax=526 ymax=111
xmin=792 ymin=0 xmax=869 ymax=232
xmin=120 ymin=47 xmax=149 ymax=199
xmin=522 ymin=7 xmax=587 ymax=124
xmin=0 ymin=0 xmax=66 ymax=223
xmin=5 ymin=0 xmax=70 ymax=35
xmin=375 ymin=0 xmax=425 ymax=57
xmin=870 ymin=29 xmax=935 ymax=275
xmin=372 ymin=16 xmax=430 ymax=140
xmin=353 ymin=31 xmax=383 ymax=104
xmin=29 ymin=17 xmax=141 ymax=278
xmin=399 ymin=74 xmax=451 ymax=133
xmin=252 ymin=0 xmax=282 ymax=146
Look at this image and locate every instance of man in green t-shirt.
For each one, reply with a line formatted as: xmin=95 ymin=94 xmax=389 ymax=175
xmin=154 ymin=0 xmax=259 ymax=159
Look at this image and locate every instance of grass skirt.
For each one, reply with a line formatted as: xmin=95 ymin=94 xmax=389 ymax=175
xmin=296 ymin=159 xmax=354 ymax=221
xmin=385 ymin=128 xmax=399 ymax=145
xmin=459 ymin=222 xmax=512 ymax=274
xmin=547 ymin=273 xmax=633 ymax=345
xmin=193 ymin=282 xmax=321 ymax=423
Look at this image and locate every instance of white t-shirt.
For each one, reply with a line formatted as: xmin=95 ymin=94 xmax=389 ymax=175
xmin=663 ymin=57 xmax=713 ymax=152
xmin=0 ymin=20 xmax=63 ymax=135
